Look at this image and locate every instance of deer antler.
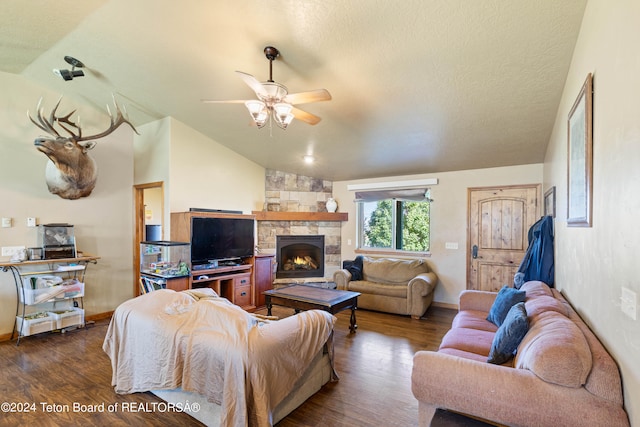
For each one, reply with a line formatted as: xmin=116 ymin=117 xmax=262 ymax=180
xmin=54 ymin=109 xmax=82 ymax=138
xmin=27 ymin=97 xmax=63 ymax=137
xmin=76 ymin=95 xmax=139 ymax=143
xmin=28 ymin=95 xmax=138 ymax=143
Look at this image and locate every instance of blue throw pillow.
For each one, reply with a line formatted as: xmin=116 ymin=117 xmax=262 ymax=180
xmin=486 ymin=286 xmax=526 ymax=327
xmin=488 ymin=302 xmax=529 ymax=364
xmin=343 ymin=256 xmax=363 ymax=280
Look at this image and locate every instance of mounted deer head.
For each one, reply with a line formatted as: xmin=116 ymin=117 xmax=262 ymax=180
xmin=28 ymin=96 xmax=138 ymax=200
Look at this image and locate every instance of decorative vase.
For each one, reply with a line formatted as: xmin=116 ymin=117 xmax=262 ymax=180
xmin=326 ymin=198 xmax=338 ymax=213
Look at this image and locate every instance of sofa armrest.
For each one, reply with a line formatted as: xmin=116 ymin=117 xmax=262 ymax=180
xmin=411 ymin=351 xmax=628 ymax=427
xmin=412 ymin=351 xmax=539 ymax=425
xmin=333 ymin=269 xmax=352 ymax=290
xmin=408 ymin=272 xmax=438 ymax=297
xmin=458 ymin=290 xmax=497 ymax=312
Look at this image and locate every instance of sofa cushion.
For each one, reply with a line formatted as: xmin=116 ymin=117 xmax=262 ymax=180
xmin=362 ymin=257 xmax=429 ymax=285
xmin=525 ymin=295 xmax=568 ymax=321
xmin=487 ymin=302 xmax=529 ymax=364
xmin=486 ymin=286 xmax=526 ymax=327
xmin=439 ymin=328 xmax=495 ymax=357
xmin=347 ymin=280 xmax=407 ymax=298
xmin=520 ymin=280 xmax=553 ymax=298
xmin=452 ymin=310 xmax=499 ymax=333
xmin=438 ymin=347 xmax=495 ymax=364
xmin=515 ymin=311 xmax=592 ymax=388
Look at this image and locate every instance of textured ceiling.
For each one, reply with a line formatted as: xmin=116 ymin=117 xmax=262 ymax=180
xmin=1 ymin=0 xmax=587 ymax=181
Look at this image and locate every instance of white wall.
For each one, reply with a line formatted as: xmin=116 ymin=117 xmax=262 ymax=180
xmin=169 ymin=119 xmax=265 ymax=215
xmin=334 ymin=164 xmax=543 ymax=306
xmin=0 ymin=72 xmax=135 ymax=333
xmin=134 ymin=117 xmax=172 ymax=234
xmin=543 ymin=0 xmax=640 ymax=423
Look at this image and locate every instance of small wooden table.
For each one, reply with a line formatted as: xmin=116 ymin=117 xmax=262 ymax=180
xmin=264 ymin=284 xmax=361 ymax=333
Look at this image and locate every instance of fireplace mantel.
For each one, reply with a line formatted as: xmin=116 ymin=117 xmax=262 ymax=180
xmin=252 ymin=211 xmax=348 ymax=222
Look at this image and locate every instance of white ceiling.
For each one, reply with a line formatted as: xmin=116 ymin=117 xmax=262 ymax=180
xmin=1 ymin=0 xmax=587 ymax=182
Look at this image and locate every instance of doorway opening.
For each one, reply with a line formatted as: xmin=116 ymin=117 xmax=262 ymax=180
xmin=133 ymin=182 xmax=165 ymax=296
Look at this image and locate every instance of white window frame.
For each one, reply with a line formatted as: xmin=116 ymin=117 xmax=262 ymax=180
xmin=355 ymin=195 xmax=431 ymax=256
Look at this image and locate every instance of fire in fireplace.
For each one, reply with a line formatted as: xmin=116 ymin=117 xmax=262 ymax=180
xmin=276 ymin=235 xmax=325 ymax=279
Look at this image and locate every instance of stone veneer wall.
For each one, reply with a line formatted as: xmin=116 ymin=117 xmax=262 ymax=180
xmin=257 ymin=169 xmax=341 ymax=277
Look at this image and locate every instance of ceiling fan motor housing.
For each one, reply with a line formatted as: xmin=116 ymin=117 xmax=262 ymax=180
xmin=264 ymin=46 xmax=280 ymax=61
xmin=259 ymin=82 xmax=288 ymax=103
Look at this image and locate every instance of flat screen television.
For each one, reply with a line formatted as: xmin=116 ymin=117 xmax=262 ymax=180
xmin=190 ymin=217 xmax=255 ymax=265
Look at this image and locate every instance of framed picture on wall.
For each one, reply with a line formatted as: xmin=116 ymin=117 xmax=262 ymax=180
xmin=544 ymin=186 xmax=556 ymax=218
xmin=567 ymin=73 xmax=593 ymax=227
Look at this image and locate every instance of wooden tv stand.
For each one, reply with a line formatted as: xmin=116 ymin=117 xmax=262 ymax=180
xmin=191 ymin=264 xmax=255 ymax=311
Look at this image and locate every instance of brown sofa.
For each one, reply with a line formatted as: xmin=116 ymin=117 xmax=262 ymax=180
xmin=411 ymin=281 xmax=630 ymax=427
xmin=333 ymin=256 xmax=437 ymax=319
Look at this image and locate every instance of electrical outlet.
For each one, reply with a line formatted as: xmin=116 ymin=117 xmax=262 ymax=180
xmin=27 ymin=217 xmax=37 ymax=227
xmin=2 ymin=246 xmax=26 ymax=257
xmin=621 ymin=287 xmax=637 ymax=320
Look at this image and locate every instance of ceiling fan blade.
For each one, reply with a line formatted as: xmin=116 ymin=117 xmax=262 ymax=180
xmin=284 ymin=89 xmax=332 ymax=105
xmin=236 ymin=71 xmax=268 ymax=97
xmin=201 ymin=99 xmax=249 ymax=104
xmin=291 ymin=107 xmax=322 ymax=125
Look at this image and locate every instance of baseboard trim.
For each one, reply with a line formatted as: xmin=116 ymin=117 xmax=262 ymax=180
xmin=86 ymin=311 xmax=113 ymax=322
xmin=431 ymin=301 xmax=458 ymax=311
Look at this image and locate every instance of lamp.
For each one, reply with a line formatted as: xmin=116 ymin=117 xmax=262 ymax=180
xmin=244 ymin=99 xmax=295 ymax=130
xmin=245 ymin=100 xmax=268 ymax=128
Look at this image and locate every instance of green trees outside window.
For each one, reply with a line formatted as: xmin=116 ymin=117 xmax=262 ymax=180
xmin=360 ymin=199 xmax=430 ymax=252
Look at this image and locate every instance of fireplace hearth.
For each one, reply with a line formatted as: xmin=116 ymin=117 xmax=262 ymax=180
xmin=276 ymin=235 xmax=325 ymax=279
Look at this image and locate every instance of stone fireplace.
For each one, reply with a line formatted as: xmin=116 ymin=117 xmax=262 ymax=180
xmin=276 ymin=235 xmax=325 ymax=279
xmin=255 ymin=169 xmax=345 ymax=282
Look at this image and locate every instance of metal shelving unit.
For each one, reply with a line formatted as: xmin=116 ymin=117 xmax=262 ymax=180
xmin=0 ymin=255 xmax=99 ymax=345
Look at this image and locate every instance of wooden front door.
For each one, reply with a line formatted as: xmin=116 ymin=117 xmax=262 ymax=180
xmin=467 ymin=184 xmax=540 ymax=291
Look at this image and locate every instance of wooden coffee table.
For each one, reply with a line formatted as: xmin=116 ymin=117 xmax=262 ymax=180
xmin=264 ymin=284 xmax=361 ymax=333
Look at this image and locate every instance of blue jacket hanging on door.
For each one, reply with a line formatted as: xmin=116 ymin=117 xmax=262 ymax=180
xmin=514 ymin=215 xmax=554 ymax=288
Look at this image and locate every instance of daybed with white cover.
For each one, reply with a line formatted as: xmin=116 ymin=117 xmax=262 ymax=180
xmin=103 ymin=288 xmax=336 ymax=427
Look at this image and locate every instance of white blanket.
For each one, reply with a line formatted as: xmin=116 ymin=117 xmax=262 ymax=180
xmin=103 ymin=289 xmax=336 ymax=427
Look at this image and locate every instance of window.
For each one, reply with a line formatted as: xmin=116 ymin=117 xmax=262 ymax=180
xmin=356 ymin=190 xmax=431 ymax=253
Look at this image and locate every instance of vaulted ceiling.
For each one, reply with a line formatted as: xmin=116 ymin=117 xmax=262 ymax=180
xmin=1 ymin=0 xmax=587 ymax=181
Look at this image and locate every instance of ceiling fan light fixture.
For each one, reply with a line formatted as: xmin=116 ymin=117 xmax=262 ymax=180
xmin=245 ymin=100 xmax=266 ymax=116
xmin=275 ymin=111 xmax=295 ymax=129
xmin=273 ymin=102 xmax=295 ymax=128
xmin=274 ymin=102 xmax=292 ymax=115
xmin=245 ymin=100 xmax=269 ymax=128
xmin=204 ymin=46 xmax=330 ymax=131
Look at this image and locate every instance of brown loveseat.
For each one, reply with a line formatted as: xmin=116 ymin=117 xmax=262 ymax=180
xmin=333 ymin=256 xmax=437 ymax=319
xmin=411 ymin=281 xmax=630 ymax=426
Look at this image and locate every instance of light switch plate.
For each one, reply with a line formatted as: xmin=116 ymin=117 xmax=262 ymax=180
xmin=1 ymin=217 xmax=11 ymax=228
xmin=27 ymin=217 xmax=37 ymax=227
xmin=445 ymin=242 xmax=459 ymax=250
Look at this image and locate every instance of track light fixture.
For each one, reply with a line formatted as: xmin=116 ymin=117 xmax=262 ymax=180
xmin=53 ymin=56 xmax=85 ymax=81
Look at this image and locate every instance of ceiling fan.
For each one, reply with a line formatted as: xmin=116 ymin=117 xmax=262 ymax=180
xmin=202 ymin=46 xmax=331 ymax=129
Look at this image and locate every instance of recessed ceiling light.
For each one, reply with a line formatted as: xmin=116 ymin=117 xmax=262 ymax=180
xmin=303 ymin=155 xmax=315 ymax=164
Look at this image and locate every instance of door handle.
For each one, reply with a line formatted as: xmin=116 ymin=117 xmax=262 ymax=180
xmin=472 ymin=245 xmax=478 ymax=259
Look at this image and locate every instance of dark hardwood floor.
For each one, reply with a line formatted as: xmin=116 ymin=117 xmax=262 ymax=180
xmin=0 ymin=305 xmax=456 ymax=427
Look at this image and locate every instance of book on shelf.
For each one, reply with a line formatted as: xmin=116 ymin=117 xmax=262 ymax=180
xmin=139 ymin=276 xmax=166 ymax=294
